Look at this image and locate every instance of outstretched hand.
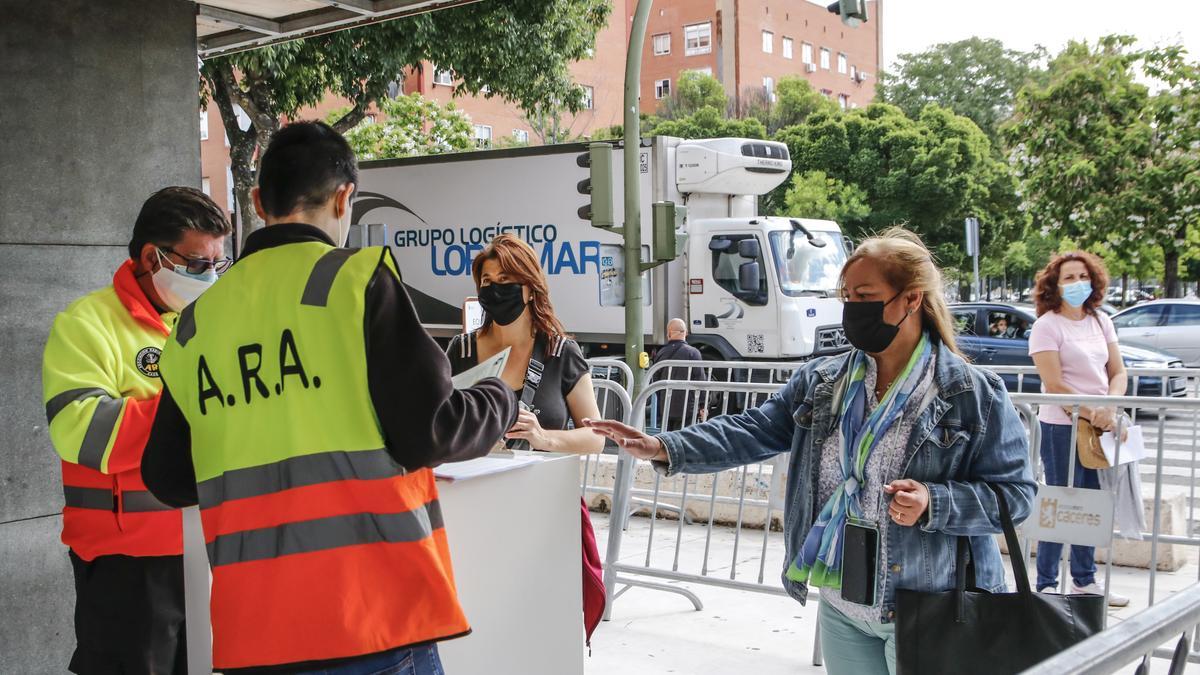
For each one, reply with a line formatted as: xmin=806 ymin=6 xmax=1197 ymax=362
xmin=582 ymin=419 xmax=667 ymax=462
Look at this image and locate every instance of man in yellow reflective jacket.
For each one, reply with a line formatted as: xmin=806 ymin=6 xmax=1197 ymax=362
xmin=43 ymin=187 xmax=231 ymax=674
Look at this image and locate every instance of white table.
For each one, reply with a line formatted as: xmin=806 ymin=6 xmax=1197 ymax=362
xmin=183 ymin=453 xmax=584 ymax=675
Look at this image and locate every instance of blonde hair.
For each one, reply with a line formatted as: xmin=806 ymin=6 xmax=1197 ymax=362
xmin=838 ymin=226 xmax=962 ymax=356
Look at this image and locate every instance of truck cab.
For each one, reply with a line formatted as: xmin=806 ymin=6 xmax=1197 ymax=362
xmin=684 ymin=216 xmax=849 ymax=360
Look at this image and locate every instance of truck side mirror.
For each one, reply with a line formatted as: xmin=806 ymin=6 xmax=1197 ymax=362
xmin=738 ymin=239 xmax=760 ymax=259
xmin=739 ymin=261 xmax=761 ymax=294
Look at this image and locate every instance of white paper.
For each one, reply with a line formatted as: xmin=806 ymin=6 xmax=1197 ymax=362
xmin=451 ymin=346 xmax=510 ymax=390
xmin=1100 ymin=425 xmax=1146 ymax=465
xmin=433 ymin=454 xmax=541 ymax=482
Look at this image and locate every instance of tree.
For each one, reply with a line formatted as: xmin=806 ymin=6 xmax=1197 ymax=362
xmin=772 ymin=103 xmax=1010 ymax=267
xmin=782 ymin=170 xmax=870 ymax=223
xmin=651 ymin=106 xmax=767 ymax=140
xmin=201 ymin=0 xmax=610 ymax=238
xmin=328 ymin=95 xmax=473 ymax=161
xmin=770 ymin=76 xmax=838 ymax=133
xmin=1004 ymin=36 xmax=1200 ymax=297
xmin=878 ymin=37 xmax=1045 ymax=144
xmin=659 ymin=71 xmax=728 ymax=119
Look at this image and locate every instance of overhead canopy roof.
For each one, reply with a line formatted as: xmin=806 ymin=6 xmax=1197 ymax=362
xmin=196 ymin=0 xmax=482 ymax=58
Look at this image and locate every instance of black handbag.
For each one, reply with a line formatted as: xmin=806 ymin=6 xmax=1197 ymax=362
xmin=895 ymin=483 xmax=1106 ymax=675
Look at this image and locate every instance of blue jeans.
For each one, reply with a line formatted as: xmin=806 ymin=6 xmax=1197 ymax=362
xmin=1036 ymin=422 xmax=1100 ymax=590
xmin=294 ymin=645 xmax=444 ymax=675
xmin=818 ymin=602 xmax=896 ymax=675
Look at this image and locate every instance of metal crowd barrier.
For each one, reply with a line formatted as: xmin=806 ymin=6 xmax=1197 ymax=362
xmin=599 ymin=363 xmax=1200 ymax=669
xmin=580 ymin=374 xmax=632 ymax=502
xmin=1023 ymin=581 xmax=1200 ymax=675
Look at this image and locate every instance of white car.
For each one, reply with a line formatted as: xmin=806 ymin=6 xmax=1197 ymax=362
xmin=1112 ymin=299 xmax=1200 ymax=366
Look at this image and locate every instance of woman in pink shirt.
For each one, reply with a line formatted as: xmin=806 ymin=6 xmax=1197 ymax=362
xmin=1028 ymin=251 xmax=1129 ymax=606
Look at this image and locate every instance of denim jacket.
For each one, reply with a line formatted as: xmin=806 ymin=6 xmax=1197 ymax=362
xmin=656 ymin=337 xmax=1036 ymax=622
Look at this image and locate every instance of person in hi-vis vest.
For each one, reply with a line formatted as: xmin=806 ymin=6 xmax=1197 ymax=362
xmin=43 ymin=187 xmax=232 ymax=674
xmin=142 ymin=122 xmax=519 ymax=674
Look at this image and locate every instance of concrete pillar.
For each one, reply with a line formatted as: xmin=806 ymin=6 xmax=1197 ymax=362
xmin=0 ymin=1 xmax=199 ymax=670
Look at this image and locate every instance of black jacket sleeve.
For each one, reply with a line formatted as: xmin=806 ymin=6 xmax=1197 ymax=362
xmin=142 ymin=383 xmax=199 ymax=507
xmin=365 ymin=256 xmax=519 ymax=470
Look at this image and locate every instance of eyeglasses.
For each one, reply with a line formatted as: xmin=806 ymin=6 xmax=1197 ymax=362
xmin=158 ymin=247 xmax=233 ymax=275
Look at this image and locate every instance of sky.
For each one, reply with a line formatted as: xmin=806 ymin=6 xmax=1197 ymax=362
xmin=875 ymin=0 xmax=1200 ymax=72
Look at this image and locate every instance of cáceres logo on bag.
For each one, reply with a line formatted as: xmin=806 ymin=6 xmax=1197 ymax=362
xmin=135 ymin=347 xmax=162 ymax=378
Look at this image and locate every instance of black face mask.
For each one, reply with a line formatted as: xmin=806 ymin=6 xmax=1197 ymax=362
xmin=842 ymin=291 xmax=912 ymax=353
xmin=478 ymin=282 xmax=527 ymax=326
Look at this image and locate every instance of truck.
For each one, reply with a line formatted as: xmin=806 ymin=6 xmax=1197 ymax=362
xmin=350 ymin=135 xmax=851 ymax=361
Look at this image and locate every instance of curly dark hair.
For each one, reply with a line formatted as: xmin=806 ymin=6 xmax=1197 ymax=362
xmin=1033 ymin=251 xmax=1110 ymax=317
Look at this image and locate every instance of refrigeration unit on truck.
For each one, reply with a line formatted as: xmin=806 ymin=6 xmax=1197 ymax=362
xmin=350 ymin=136 xmax=851 ymax=360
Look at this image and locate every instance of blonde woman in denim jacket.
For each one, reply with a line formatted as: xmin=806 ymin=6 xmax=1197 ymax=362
xmin=587 ymin=228 xmax=1036 ymax=675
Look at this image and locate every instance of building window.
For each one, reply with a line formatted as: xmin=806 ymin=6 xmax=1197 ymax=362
xmin=200 ymin=109 xmax=209 ymax=141
xmin=820 ymin=88 xmax=833 ymax=98
xmin=512 ymin=129 xmax=529 ymax=144
xmin=655 ymin=78 xmax=671 ymax=99
xmin=690 ymin=67 xmax=713 ymax=76
xmin=684 ymin=22 xmax=712 ymax=56
xmin=838 ymin=53 xmax=848 ymax=74
xmin=434 ymin=68 xmax=453 ymax=86
xmin=201 ymin=177 xmax=211 ymax=196
xmin=762 ymin=30 xmax=773 ymax=54
xmin=653 ymin=33 xmax=671 ymax=55
xmin=820 ymin=48 xmax=831 ymax=70
xmin=581 ymin=85 xmax=594 ymax=110
xmin=838 ymin=94 xmax=849 ymax=110
xmin=763 ymin=77 xmax=775 ymax=102
xmin=473 ymin=124 xmax=492 ymax=149
xmin=802 ymin=42 xmax=814 ymax=64
xmin=850 ymin=65 xmax=857 ymax=80
xmin=225 ymin=167 xmax=234 ymax=212
xmin=782 ymin=37 xmax=794 ymax=60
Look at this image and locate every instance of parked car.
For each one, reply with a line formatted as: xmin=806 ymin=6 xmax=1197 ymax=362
xmin=1112 ymin=299 xmax=1200 ymax=367
xmin=949 ymin=302 xmax=1188 ymax=396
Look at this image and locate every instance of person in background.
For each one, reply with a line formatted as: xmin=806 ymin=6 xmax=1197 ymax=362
xmin=42 ymin=186 xmax=231 ymax=674
xmin=142 ymin=121 xmax=518 ymax=674
xmin=650 ymin=318 xmax=708 ymax=430
xmin=586 ymin=227 xmax=1034 ymax=675
xmin=447 ymin=233 xmax=603 ymax=455
xmin=990 ymin=316 xmax=1010 ymax=338
xmin=445 ymin=233 xmax=607 ymax=646
xmin=1029 ymin=251 xmax=1130 ymax=607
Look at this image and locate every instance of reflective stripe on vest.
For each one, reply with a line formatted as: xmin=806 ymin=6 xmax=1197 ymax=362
xmin=63 ymin=486 xmax=174 ymax=513
xmin=197 ymin=447 xmax=406 ymax=509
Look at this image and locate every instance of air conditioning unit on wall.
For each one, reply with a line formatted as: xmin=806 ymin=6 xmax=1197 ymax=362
xmin=855 ymin=71 xmax=870 ymax=82
xmin=805 ymin=63 xmax=817 ymax=73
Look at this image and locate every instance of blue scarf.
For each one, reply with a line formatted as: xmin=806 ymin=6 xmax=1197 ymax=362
xmin=787 ymin=334 xmax=932 ymax=589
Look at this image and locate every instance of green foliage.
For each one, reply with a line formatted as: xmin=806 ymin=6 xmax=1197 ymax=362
xmin=201 ymin=0 xmax=610 ymax=233
xmin=770 ymin=76 xmax=838 ymax=132
xmin=1004 ymin=35 xmax=1200 ymax=296
xmin=330 ymin=95 xmax=474 ymax=161
xmin=878 ymin=37 xmax=1046 ymax=144
xmin=782 ymin=170 xmax=870 ymax=223
xmin=771 ymin=103 xmax=1010 ymax=267
xmin=652 ymin=106 xmax=767 ymax=140
xmin=659 ymin=71 xmax=728 ymax=119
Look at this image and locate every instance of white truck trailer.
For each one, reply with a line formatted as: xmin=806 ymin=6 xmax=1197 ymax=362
xmin=350 ymin=136 xmax=851 ymax=360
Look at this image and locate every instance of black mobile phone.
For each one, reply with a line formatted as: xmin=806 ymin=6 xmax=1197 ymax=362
xmin=841 ymin=520 xmax=880 ymax=606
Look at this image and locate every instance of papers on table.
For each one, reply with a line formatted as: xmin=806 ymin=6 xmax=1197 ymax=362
xmin=1099 ymin=425 xmax=1147 ymax=465
xmin=434 ymin=454 xmax=542 ymax=482
xmin=451 ymin=346 xmax=510 ymax=390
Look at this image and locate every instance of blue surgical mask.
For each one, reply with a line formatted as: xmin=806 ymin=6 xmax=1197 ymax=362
xmin=1061 ymin=280 xmax=1093 ymax=308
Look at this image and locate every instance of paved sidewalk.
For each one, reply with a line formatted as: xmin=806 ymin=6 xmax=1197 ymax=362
xmin=585 ymin=509 xmax=1199 ymax=674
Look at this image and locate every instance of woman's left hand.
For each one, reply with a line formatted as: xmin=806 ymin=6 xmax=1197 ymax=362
xmin=506 ymin=410 xmax=552 ymax=450
xmin=884 ymin=479 xmax=929 ymax=527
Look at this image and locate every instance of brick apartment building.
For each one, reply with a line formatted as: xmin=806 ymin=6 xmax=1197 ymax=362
xmin=199 ymin=0 xmax=880 ymax=216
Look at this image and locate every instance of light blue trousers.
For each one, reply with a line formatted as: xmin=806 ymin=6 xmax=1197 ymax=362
xmin=818 ymin=602 xmax=896 ymax=675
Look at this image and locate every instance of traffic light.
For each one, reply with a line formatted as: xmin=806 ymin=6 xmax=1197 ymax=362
xmin=826 ymin=0 xmax=868 ymax=27
xmin=577 ymin=142 xmax=614 ymax=229
xmin=652 ymin=201 xmax=687 ymax=263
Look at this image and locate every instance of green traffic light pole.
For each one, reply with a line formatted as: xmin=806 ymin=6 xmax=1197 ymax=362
xmin=623 ymin=0 xmax=654 ymax=401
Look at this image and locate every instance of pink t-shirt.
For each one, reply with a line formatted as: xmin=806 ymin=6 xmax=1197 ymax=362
xmin=1029 ymin=310 xmax=1118 ymax=425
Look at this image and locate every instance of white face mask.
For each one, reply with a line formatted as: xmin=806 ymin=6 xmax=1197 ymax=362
xmin=151 ymin=249 xmax=218 ymax=312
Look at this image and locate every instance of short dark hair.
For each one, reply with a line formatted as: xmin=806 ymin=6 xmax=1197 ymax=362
xmin=257 ymin=121 xmax=358 ymax=218
xmin=128 ymin=186 xmax=232 ymax=260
